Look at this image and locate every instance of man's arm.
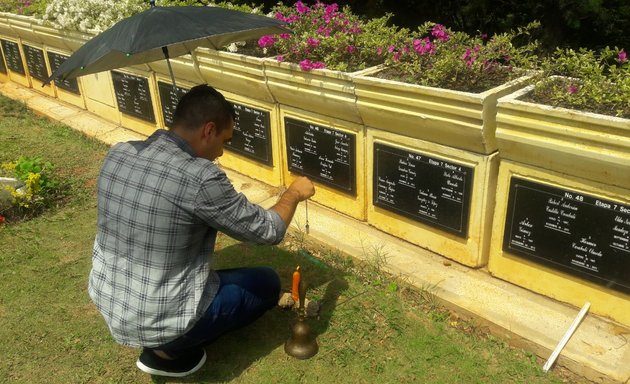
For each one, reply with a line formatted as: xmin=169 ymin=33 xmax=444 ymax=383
xmin=271 ymin=176 xmax=315 ymax=227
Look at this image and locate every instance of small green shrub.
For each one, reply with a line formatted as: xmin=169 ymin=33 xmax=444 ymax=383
xmin=1 ymin=156 xmax=61 ymax=222
xmin=527 ymin=47 xmax=630 ymax=118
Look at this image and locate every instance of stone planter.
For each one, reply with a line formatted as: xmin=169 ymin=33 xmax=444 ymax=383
xmin=146 ymin=53 xmax=203 ymax=89
xmin=31 ymin=23 xmax=92 ymax=53
xmin=353 ymin=70 xmax=537 ymax=154
xmin=354 ymin=71 xmax=535 ymax=267
xmin=194 ymin=49 xmax=273 ymax=103
xmin=495 ymin=85 xmax=630 ymax=190
xmin=489 ymin=85 xmax=630 ymax=327
xmin=4 ymin=13 xmax=43 ymax=44
xmin=0 ymin=13 xmax=13 ymax=37
xmin=0 ymin=13 xmax=92 ymax=53
xmin=264 ymin=60 xmax=379 ymax=125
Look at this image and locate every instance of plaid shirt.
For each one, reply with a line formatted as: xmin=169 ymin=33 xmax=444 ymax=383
xmin=88 ymin=129 xmax=286 ymax=348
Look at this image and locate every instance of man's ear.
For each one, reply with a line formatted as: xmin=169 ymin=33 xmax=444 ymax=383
xmin=201 ymin=121 xmax=216 ymax=141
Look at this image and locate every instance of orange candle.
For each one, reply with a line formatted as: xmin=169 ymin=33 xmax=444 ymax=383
xmin=291 ymin=266 xmax=301 ymax=302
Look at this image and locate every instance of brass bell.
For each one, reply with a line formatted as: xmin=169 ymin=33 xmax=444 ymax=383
xmin=285 ymin=279 xmax=318 ymax=359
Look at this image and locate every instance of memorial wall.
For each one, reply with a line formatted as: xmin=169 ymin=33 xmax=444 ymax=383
xmin=1 ymin=16 xmax=628 ymax=327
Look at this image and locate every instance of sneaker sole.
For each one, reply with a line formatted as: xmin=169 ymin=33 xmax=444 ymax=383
xmin=136 ymin=350 xmax=207 ymax=377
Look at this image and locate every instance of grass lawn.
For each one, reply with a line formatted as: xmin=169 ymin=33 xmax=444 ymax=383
xmin=0 ymin=94 xmax=578 ymax=383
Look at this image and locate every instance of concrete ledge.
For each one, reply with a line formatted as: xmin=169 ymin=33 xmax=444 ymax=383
xmin=1 ymin=81 xmax=628 ymax=384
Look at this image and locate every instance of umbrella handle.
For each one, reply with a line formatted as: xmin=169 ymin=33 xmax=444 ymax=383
xmin=162 ymin=46 xmax=177 ymax=86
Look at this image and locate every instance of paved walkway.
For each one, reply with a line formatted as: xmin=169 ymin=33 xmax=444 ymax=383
xmin=1 ymin=82 xmax=628 ymax=384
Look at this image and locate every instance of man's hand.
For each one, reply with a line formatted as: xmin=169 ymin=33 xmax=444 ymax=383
xmin=271 ymin=177 xmax=315 ymax=226
xmin=286 ymin=176 xmax=315 ymax=202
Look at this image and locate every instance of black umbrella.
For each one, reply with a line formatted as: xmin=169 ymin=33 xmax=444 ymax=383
xmin=45 ymin=2 xmax=289 ymax=86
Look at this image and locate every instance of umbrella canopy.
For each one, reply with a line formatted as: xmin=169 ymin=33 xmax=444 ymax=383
xmin=45 ymin=6 xmax=289 ymax=84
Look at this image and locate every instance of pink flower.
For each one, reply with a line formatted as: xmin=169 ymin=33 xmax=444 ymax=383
xmin=393 ymin=52 xmax=402 ymax=61
xmin=279 ymin=33 xmax=291 ymax=40
xmin=258 ymin=35 xmax=276 ymax=48
xmin=286 ymin=14 xmax=300 ymax=23
xmin=462 ymin=48 xmax=476 ymax=66
xmin=431 ymin=24 xmax=449 ymax=42
xmin=376 ymin=47 xmax=383 ymax=55
xmin=299 ymin=59 xmax=326 ymax=71
xmin=307 ymin=37 xmax=321 ymax=47
xmin=619 ymin=50 xmax=627 ymax=63
xmin=299 ymin=59 xmax=314 ymax=71
xmin=348 ymin=24 xmax=362 ymax=34
xmin=295 ymin=1 xmax=309 ymax=14
xmin=346 ymin=45 xmax=356 ymax=54
xmin=317 ymin=26 xmax=332 ymax=36
xmin=413 ymin=38 xmax=434 ymax=55
xmin=325 ymin=3 xmax=339 ymax=15
xmin=387 ymin=45 xmax=396 ymax=53
xmin=276 ymin=55 xmax=285 ymax=62
xmin=567 ymin=84 xmax=579 ymax=94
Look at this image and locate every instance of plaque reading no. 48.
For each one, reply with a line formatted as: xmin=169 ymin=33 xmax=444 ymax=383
xmin=285 ymin=117 xmax=356 ymax=195
xmin=373 ymin=143 xmax=474 ymax=237
xmin=503 ymin=177 xmax=630 ymax=294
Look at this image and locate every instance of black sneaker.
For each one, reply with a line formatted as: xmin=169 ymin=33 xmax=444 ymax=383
xmin=136 ymin=347 xmax=207 ymax=377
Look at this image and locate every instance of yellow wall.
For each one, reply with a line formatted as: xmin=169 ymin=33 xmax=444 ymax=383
xmin=279 ymin=106 xmax=366 ymax=221
xmin=489 ymin=160 xmax=630 ymax=327
xmin=367 ymin=129 xmax=498 ymax=267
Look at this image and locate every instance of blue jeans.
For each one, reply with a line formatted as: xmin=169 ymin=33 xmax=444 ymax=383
xmin=152 ymin=267 xmax=281 ymax=357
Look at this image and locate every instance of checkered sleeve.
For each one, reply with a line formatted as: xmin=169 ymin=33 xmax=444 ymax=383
xmin=194 ymin=168 xmax=286 ymax=245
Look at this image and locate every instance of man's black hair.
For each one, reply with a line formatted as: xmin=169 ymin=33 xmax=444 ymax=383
xmin=172 ymin=84 xmax=235 ymax=133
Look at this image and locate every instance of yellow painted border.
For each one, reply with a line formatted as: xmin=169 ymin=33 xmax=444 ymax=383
xmin=367 ymin=128 xmax=497 ymax=267
xmin=218 ymin=90 xmax=283 ymax=187
xmin=111 ymin=67 xmax=160 ymax=137
xmin=0 ymin=36 xmax=30 ymax=88
xmin=45 ymin=48 xmax=85 ymax=109
xmin=489 ymin=160 xmax=630 ymax=326
xmin=82 ymin=70 xmax=120 ymax=126
xmin=20 ymin=41 xmax=55 ymax=98
xmin=279 ymin=106 xmax=366 ymax=221
xmin=0 ymin=36 xmax=8 ymax=83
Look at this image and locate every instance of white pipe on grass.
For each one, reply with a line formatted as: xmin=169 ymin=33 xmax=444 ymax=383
xmin=543 ymin=301 xmax=591 ymax=373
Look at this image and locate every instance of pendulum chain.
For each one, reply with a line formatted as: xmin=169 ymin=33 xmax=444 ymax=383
xmin=305 ymin=199 xmax=310 ymax=235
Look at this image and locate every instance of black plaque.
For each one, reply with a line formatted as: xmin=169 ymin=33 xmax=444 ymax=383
xmin=373 ymin=143 xmax=474 ymax=237
xmin=285 ymin=117 xmax=356 ymax=195
xmin=23 ymin=45 xmax=48 ymax=82
xmin=111 ymin=70 xmax=155 ymax=123
xmin=157 ymin=81 xmax=188 ymax=128
xmin=503 ymin=177 xmax=630 ymax=294
xmin=225 ymin=102 xmax=273 ymax=166
xmin=47 ymin=51 xmax=80 ymax=94
xmin=1 ymin=39 xmax=25 ymax=75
